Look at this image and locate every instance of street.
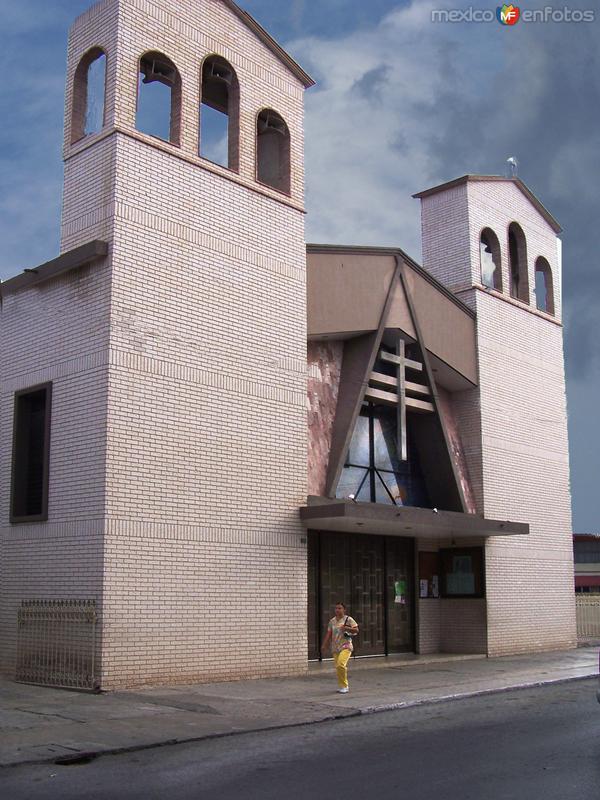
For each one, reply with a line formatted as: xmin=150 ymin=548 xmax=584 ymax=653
xmin=1 ymin=680 xmax=598 ymax=799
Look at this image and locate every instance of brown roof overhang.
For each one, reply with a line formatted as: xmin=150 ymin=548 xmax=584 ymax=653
xmin=0 ymin=240 xmax=109 ymax=299
xmin=412 ymin=175 xmax=562 ymax=234
xmin=306 ymin=243 xmax=476 ymax=319
xmin=300 ymin=497 xmax=529 ymax=540
xmin=222 ymin=0 xmax=315 ymax=88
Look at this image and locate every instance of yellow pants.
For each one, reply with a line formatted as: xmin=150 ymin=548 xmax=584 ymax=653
xmin=333 ymin=649 xmax=352 ymax=689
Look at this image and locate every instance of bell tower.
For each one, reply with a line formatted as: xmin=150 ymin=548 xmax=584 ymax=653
xmin=415 ymin=175 xmax=576 ymax=656
xmin=61 ymin=0 xmax=314 ymax=686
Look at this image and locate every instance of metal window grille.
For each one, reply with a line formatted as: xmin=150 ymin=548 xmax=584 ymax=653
xmin=16 ymin=600 xmax=98 ymax=690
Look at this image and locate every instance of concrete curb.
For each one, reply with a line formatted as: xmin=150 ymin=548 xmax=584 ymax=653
xmin=1 ymin=672 xmax=596 ymax=771
xmin=358 ymin=672 xmax=598 ymax=714
xmin=0 ymin=710 xmax=363 ymax=770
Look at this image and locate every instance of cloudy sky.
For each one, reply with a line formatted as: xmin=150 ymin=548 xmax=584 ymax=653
xmin=1 ymin=0 xmax=598 ymax=529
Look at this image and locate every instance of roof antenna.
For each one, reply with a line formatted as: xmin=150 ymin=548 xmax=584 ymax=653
xmin=506 ymin=156 xmax=518 ymax=178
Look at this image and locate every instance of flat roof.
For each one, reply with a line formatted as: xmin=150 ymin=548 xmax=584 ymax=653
xmin=300 ymin=497 xmax=529 ymax=540
xmin=412 ymin=175 xmax=562 ymax=234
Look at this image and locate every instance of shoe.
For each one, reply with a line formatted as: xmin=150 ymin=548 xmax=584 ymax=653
xmin=337 ymin=687 xmax=349 ymax=693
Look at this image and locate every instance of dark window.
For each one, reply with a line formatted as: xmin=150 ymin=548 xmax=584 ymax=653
xmin=508 ymin=222 xmax=529 ymax=303
xmin=534 ymin=256 xmax=554 ymax=315
xmin=440 ymin=547 xmax=485 ymax=598
xmin=136 ymin=51 xmax=182 ymax=145
xmin=200 ymin=56 xmax=240 ymax=171
xmin=71 ymin=48 xmax=107 ymax=144
xmin=574 ymin=540 xmax=600 ymax=563
xmin=480 ymin=228 xmax=502 ymax=290
xmin=11 ymin=384 xmax=52 ymax=523
xmin=336 ymin=402 xmax=430 ymax=507
xmin=256 ymin=109 xmax=291 ymax=194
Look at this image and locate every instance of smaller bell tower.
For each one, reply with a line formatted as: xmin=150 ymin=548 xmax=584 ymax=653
xmin=414 ymin=175 xmax=576 ymax=657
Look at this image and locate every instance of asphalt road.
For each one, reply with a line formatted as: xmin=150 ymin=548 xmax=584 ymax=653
xmin=1 ymin=681 xmax=598 ymax=799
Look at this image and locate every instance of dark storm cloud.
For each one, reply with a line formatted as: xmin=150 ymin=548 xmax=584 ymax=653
xmin=293 ymin=4 xmax=599 ymax=378
xmin=351 ymin=65 xmax=392 ymax=101
xmin=419 ymin=20 xmax=600 ymax=378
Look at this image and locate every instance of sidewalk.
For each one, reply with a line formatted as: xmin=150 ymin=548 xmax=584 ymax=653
xmin=1 ymin=647 xmax=597 ymax=768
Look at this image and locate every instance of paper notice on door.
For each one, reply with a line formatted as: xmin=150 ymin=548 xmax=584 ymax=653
xmin=394 ymin=580 xmax=406 ymax=605
xmin=419 ymin=579 xmax=428 ymax=598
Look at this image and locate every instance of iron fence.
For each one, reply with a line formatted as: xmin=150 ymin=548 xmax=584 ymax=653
xmin=575 ymin=595 xmax=600 ymax=640
xmin=16 ymin=599 xmax=98 ymax=690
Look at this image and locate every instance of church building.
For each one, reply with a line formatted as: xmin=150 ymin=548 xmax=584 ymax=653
xmin=0 ymin=0 xmax=575 ymax=689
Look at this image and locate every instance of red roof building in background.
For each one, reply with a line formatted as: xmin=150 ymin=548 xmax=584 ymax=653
xmin=573 ymin=534 xmax=600 ymax=593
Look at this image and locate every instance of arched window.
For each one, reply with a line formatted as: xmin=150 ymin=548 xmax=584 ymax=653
xmin=508 ymin=222 xmax=529 ymax=303
xmin=199 ymin=55 xmax=240 ymax=171
xmin=71 ymin=48 xmax=106 ymax=144
xmin=534 ymin=257 xmax=554 ymax=315
xmin=479 ymin=228 xmax=502 ymax=291
xmin=256 ymin=109 xmax=291 ymax=194
xmin=136 ymin=51 xmax=181 ymax=145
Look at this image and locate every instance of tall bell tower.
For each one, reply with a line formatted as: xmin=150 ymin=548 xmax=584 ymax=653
xmin=415 ymin=175 xmax=576 ymax=656
xmin=61 ymin=0 xmax=313 ymax=686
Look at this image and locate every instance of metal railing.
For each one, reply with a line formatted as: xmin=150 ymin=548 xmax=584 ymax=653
xmin=575 ymin=595 xmax=600 ymax=640
xmin=16 ymin=599 xmax=98 ymax=690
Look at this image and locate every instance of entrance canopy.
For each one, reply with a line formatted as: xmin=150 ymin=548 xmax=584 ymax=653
xmin=300 ymin=497 xmax=528 ymax=540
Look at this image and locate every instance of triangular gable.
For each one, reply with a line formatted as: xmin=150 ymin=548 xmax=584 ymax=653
xmin=413 ymin=175 xmax=562 ymax=234
xmin=326 ymin=256 xmax=468 ymax=513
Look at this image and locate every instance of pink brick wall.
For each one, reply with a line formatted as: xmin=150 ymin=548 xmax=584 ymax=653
xmin=417 ymin=599 xmax=487 ymax=655
xmin=0 ymin=263 xmax=111 ymax=674
xmin=1 ymin=0 xmax=310 ymax=687
xmin=420 ymin=184 xmax=471 ymax=293
xmin=440 ymin=599 xmax=487 ymax=654
xmin=76 ymin=0 xmax=307 ymax=686
xmin=416 ymin=595 xmax=441 ymax=654
xmin=476 ymin=291 xmax=574 ymax=655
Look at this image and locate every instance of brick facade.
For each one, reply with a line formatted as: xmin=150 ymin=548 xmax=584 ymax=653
xmin=0 ymin=254 xmax=112 ymax=676
xmin=1 ymin=0 xmax=309 ymax=687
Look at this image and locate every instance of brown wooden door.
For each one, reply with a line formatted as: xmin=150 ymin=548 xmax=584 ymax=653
xmin=317 ymin=532 xmax=352 ymax=656
xmin=307 ymin=531 xmax=414 ymax=659
xmin=350 ymin=534 xmax=385 ymax=656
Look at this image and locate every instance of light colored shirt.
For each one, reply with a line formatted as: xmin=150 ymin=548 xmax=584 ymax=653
xmin=328 ymin=615 xmax=358 ymax=654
